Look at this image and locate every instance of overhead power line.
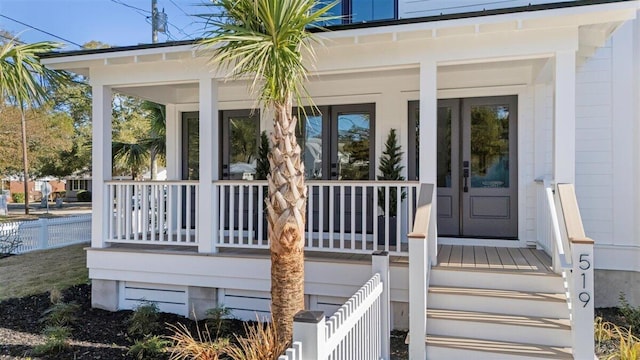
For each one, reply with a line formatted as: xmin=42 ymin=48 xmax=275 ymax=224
xmin=0 ymin=14 xmax=82 ymax=47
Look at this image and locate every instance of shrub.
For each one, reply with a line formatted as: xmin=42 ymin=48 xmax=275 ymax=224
xmin=40 ymin=302 xmax=80 ymax=327
xmin=610 ymin=324 xmax=640 ymax=360
xmin=33 ymin=326 xmax=71 ymax=356
xmin=167 ymin=322 xmax=230 ymax=360
xmin=619 ymin=293 xmax=640 ymax=333
xmin=11 ymin=192 xmax=25 ymax=203
xmin=225 ymin=319 xmax=287 ymax=360
xmin=205 ymin=305 xmax=232 ymax=334
xmin=128 ymin=301 xmax=161 ymax=338
xmin=76 ymin=190 xmax=91 ymax=202
xmin=0 ymin=226 xmax=21 ymax=258
xmin=128 ymin=335 xmax=170 ymax=360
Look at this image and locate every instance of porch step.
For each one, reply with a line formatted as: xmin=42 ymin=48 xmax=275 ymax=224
xmin=425 ymin=335 xmax=573 ymax=360
xmin=428 ymin=286 xmax=568 ymax=318
xmin=427 ymin=308 xmax=571 ymax=347
xmin=430 ymin=267 xmax=564 ymax=293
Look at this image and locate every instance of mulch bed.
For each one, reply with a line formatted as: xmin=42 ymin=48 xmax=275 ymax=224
xmin=0 ymin=284 xmax=409 ymax=359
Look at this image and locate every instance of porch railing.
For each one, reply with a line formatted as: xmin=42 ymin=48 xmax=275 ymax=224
xmin=214 ymin=180 xmax=419 ymax=255
xmin=105 ymin=181 xmax=199 ymax=245
xmin=535 ymin=179 xmax=594 ymax=359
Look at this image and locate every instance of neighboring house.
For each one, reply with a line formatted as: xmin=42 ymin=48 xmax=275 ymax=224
xmin=2 ymin=177 xmax=65 ymax=202
xmin=42 ymin=1 xmax=640 ymax=358
xmin=64 ymin=171 xmax=92 ymax=202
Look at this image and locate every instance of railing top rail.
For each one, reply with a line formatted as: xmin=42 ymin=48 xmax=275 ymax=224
xmin=212 ymin=179 xmax=420 ymax=186
xmin=105 ymin=180 xmax=199 ymax=185
xmin=557 ymin=183 xmax=594 ymax=245
xmin=407 ymin=183 xmax=434 ymax=240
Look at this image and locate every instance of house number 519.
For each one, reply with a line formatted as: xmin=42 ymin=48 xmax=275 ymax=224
xmin=578 ymin=253 xmax=591 ymax=307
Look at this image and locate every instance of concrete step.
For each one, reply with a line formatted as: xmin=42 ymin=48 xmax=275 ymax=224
xmin=425 ymin=335 xmax=573 ymax=360
xmin=430 ymin=267 xmax=564 ymax=293
xmin=428 ymin=286 xmax=569 ymax=318
xmin=427 ymin=308 xmax=572 ymax=347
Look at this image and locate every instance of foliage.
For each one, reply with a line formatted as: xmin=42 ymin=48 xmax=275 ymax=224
xmin=140 ymin=101 xmax=167 ymax=179
xmin=0 ymin=224 xmax=21 ymax=258
xmin=377 ymin=128 xmax=405 ymax=216
xmin=11 ymin=192 xmax=25 ymax=203
xmin=32 ymin=326 xmax=71 ymax=356
xmin=255 ymin=131 xmax=271 ymax=180
xmin=596 ymin=316 xmax=615 ymax=346
xmin=167 ymin=322 xmax=230 ymax=360
xmin=610 ymin=326 xmax=640 ymax=360
xmin=225 ymin=319 xmax=287 ymax=360
xmin=619 ymin=293 xmax=640 ymax=333
xmin=40 ymin=302 xmax=80 ymax=327
xmin=76 ymin=190 xmax=91 ymax=202
xmin=205 ymin=305 xmax=233 ymax=334
xmin=128 ymin=335 xmax=170 ymax=360
xmin=128 ymin=301 xmax=161 ymax=338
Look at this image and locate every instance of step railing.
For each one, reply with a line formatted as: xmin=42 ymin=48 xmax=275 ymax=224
xmin=214 ymin=180 xmax=419 ymax=255
xmin=105 ymin=181 xmax=199 ymax=245
xmin=280 ymin=252 xmax=390 ymax=360
xmin=536 ymin=179 xmax=594 ymax=359
xmin=407 ymin=183 xmax=435 ymax=360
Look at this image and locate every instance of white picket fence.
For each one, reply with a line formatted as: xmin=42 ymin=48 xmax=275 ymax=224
xmin=0 ymin=215 xmax=91 ymax=254
xmin=279 ymin=252 xmax=390 ymax=360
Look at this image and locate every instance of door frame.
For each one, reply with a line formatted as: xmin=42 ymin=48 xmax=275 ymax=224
xmin=409 ymin=92 xmax=526 ymax=244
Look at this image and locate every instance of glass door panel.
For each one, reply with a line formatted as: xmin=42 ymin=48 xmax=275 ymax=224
xmin=469 ymin=105 xmax=510 ymax=188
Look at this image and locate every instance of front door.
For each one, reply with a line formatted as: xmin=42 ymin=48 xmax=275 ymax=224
xmin=437 ymin=96 xmax=518 ymax=238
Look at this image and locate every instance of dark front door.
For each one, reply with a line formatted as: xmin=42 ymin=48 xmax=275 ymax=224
xmin=410 ymin=96 xmax=518 ymax=238
xmin=181 ymin=112 xmax=199 ymax=228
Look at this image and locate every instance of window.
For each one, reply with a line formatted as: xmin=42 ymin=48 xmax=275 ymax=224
xmin=315 ymin=0 xmax=396 ymax=26
xmin=69 ymin=180 xmax=88 ymax=191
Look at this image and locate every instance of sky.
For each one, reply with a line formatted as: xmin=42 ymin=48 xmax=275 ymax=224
xmin=0 ymin=0 xmax=212 ymax=50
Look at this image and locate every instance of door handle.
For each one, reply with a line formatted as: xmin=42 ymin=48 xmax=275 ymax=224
xmin=463 ymin=167 xmax=469 ymax=193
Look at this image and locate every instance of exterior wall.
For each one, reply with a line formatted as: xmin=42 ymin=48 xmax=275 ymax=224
xmin=398 ymin=0 xmax=575 ymax=19
xmin=574 ymin=16 xmax=640 ymax=306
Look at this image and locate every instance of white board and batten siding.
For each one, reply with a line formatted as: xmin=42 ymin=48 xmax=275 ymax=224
xmin=119 ymin=282 xmax=189 ymax=317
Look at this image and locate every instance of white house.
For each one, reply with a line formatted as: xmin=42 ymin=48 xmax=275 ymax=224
xmin=43 ymin=1 xmax=640 ymax=358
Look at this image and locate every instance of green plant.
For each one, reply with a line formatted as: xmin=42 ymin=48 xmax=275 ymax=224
xmin=167 ymin=322 xmax=230 ymax=360
xmin=225 ymin=319 xmax=287 ymax=360
xmin=128 ymin=301 xmax=161 ymax=337
xmin=33 ymin=325 xmax=71 ymax=356
xmin=76 ymin=190 xmax=91 ymax=202
xmin=377 ymin=128 xmax=405 ymax=216
xmin=11 ymin=192 xmax=25 ymax=203
xmin=49 ymin=288 xmax=63 ymax=305
xmin=128 ymin=335 xmax=170 ymax=360
xmin=206 ymin=305 xmax=232 ymax=334
xmin=255 ymin=131 xmax=270 ymax=181
xmin=619 ymin=293 xmax=640 ymax=333
xmin=40 ymin=301 xmax=80 ymax=327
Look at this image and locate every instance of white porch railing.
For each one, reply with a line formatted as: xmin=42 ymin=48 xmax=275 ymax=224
xmin=535 ymin=179 xmax=594 ymax=359
xmin=214 ymin=180 xmax=419 ymax=255
xmin=280 ymin=252 xmax=390 ymax=360
xmin=1 ymin=215 xmax=91 ymax=254
xmin=105 ymin=181 xmax=199 ymax=245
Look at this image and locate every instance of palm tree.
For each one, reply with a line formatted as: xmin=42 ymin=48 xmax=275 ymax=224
xmin=200 ymin=0 xmax=336 ymax=344
xmin=141 ymin=101 xmax=166 ymax=180
xmin=112 ymin=142 xmax=149 ymax=180
xmin=0 ymin=39 xmax=68 ymax=214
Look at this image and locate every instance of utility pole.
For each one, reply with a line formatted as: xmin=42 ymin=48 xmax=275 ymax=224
xmin=152 ymin=0 xmax=158 ymax=43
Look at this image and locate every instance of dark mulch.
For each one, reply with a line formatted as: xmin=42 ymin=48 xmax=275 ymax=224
xmin=0 ymin=284 xmax=409 ymax=359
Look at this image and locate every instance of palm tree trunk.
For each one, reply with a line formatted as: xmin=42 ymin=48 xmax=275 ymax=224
xmin=150 ymin=149 xmax=157 ymax=180
xmin=19 ymin=106 xmax=29 ymax=215
xmin=267 ymin=99 xmax=307 ymax=344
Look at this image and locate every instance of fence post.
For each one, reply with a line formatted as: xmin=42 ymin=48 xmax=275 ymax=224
xmin=292 ymin=310 xmax=324 ymax=359
xmin=570 ymin=240 xmax=595 ymax=359
xmin=372 ymin=251 xmax=390 ymax=360
xmin=39 ymin=218 xmax=49 ymax=250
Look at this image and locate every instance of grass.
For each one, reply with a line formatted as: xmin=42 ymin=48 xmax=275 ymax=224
xmin=0 ymin=243 xmax=88 ymax=300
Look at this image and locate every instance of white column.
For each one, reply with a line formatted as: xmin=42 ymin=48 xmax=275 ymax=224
xmin=553 ymin=50 xmax=576 ymax=184
xmin=165 ymin=104 xmax=180 ymax=180
xmin=419 ymin=59 xmax=438 ymax=265
xmin=198 ymin=78 xmax=219 ymax=253
xmin=91 ymin=84 xmax=112 ymax=248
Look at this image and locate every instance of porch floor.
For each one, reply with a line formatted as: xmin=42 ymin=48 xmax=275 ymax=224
xmin=436 ymin=244 xmax=553 ymax=273
xmin=105 ymin=243 xmax=552 ymax=272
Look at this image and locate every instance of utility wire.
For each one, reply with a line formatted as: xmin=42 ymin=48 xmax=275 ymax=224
xmin=109 ymin=0 xmax=151 ymax=14
xmin=0 ymin=14 xmax=82 ymax=47
xmin=0 ymin=33 xmax=26 ymax=44
xmin=169 ymin=0 xmax=190 ymax=17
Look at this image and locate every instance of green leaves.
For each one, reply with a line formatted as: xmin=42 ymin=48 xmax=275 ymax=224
xmin=199 ymin=0 xmax=338 ymax=107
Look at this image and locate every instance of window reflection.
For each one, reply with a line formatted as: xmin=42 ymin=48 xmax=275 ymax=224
xmin=351 ymin=0 xmax=395 ymax=23
xmin=470 ymin=105 xmax=510 ymax=188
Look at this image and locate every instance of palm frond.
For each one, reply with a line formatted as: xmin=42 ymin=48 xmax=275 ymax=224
xmin=199 ymin=0 xmax=338 ymax=107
